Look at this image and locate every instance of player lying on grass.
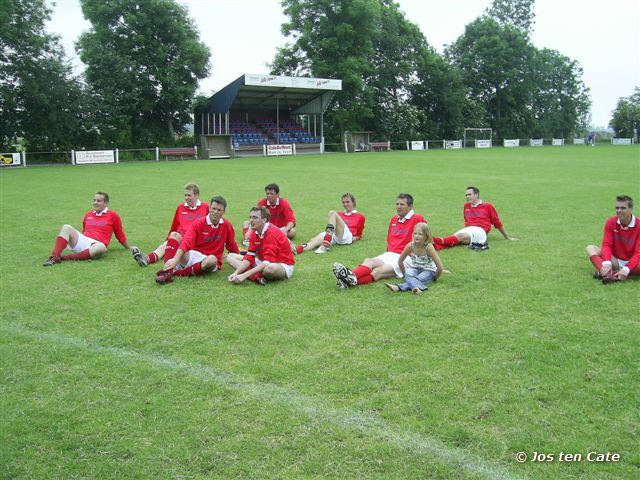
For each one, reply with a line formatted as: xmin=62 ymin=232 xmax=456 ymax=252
xmin=132 ymin=183 xmax=208 ymax=267
xmin=227 ymin=206 xmax=295 ymax=285
xmin=586 ymin=194 xmax=640 ymax=283
xmin=293 ymin=192 xmax=365 ymax=254
xmin=432 ymin=186 xmax=516 ymax=251
xmin=155 ymin=196 xmax=239 ymax=285
xmin=242 ymin=183 xmax=296 ymax=244
xmin=43 ymin=191 xmax=132 ymax=266
xmin=332 ymin=193 xmax=425 ymax=288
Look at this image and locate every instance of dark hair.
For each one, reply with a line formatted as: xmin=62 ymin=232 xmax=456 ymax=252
xmin=250 ymin=205 xmax=270 ymax=221
xmin=342 ymin=192 xmax=356 ymax=207
xmin=397 ymin=193 xmax=413 ymax=206
xmin=265 ymin=183 xmax=280 ymax=194
xmin=95 ymin=191 xmax=109 ymax=203
xmin=210 ymin=195 xmax=227 ymax=209
xmin=616 ymin=195 xmax=633 ymax=208
xmin=466 ymin=186 xmax=480 ymax=195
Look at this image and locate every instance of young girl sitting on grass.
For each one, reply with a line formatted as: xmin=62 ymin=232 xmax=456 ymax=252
xmin=385 ymin=222 xmax=443 ymax=295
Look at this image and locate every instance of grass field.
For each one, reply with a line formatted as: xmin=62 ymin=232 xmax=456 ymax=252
xmin=1 ymin=145 xmax=638 ymax=479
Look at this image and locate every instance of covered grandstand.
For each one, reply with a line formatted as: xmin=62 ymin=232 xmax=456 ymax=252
xmin=194 ymin=74 xmax=342 ymax=158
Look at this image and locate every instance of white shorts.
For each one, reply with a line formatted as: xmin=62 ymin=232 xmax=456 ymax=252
xmin=375 ymin=251 xmax=404 ymax=278
xmin=70 ymin=233 xmax=102 ymax=252
xmin=455 ymin=226 xmax=487 ymax=244
xmin=318 ymin=228 xmax=354 ymax=245
xmin=177 ymin=250 xmax=207 ymax=269
xmin=256 ymin=259 xmax=294 ymax=279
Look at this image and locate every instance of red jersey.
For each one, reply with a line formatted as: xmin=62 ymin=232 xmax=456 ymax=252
xmin=338 ymin=211 xmax=366 ymax=239
xmin=82 ymin=209 xmax=127 ymax=246
xmin=386 ymin=211 xmax=426 ymax=254
xmin=244 ymin=223 xmax=295 ymax=265
xmin=601 ymin=215 xmax=640 ymax=270
xmin=257 ymin=197 xmax=296 ymax=228
xmin=463 ymin=201 xmax=503 ymax=233
xmin=179 ymin=216 xmax=240 ymax=269
xmin=167 ymin=201 xmax=209 ymax=238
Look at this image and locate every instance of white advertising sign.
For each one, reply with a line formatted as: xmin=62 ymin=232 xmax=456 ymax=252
xmin=410 ymin=141 xmax=425 ymax=151
xmin=573 ymin=138 xmax=585 ymax=144
xmin=504 ymin=139 xmax=520 ymax=147
xmin=75 ymin=150 xmax=115 ymax=164
xmin=1 ymin=152 xmax=21 ymax=166
xmin=530 ymin=139 xmax=544 ymax=147
xmin=444 ymin=140 xmax=462 ymax=149
xmin=266 ymin=144 xmax=294 ymax=156
xmin=292 ymin=77 xmax=342 ymax=90
xmin=552 ymin=138 xmax=564 ymax=146
xmin=475 ymin=139 xmax=492 ymax=148
xmin=612 ymin=138 xmax=632 ymax=145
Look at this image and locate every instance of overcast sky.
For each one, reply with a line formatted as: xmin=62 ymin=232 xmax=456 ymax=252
xmin=46 ymin=0 xmax=639 ymax=128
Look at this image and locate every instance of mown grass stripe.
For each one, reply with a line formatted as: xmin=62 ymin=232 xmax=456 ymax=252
xmin=3 ymin=322 xmax=522 ymax=480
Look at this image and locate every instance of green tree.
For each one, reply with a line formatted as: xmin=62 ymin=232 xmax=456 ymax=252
xmin=0 ymin=0 xmax=91 ymax=151
xmin=609 ymin=87 xmax=640 ymax=138
xmin=530 ymin=48 xmax=590 ymax=138
xmin=77 ymin=0 xmax=210 ymax=147
xmin=485 ymin=0 xmax=535 ymax=37
xmin=447 ymin=17 xmax=536 ymax=138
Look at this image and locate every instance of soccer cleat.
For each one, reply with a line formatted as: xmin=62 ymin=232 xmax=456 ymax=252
xmin=155 ymin=270 xmax=173 ymax=285
xmin=332 ymin=262 xmax=357 ymax=286
xmin=336 ymin=278 xmax=348 ymax=289
xmin=469 ymin=242 xmax=489 ymax=251
xmin=592 ymin=271 xmax=603 ymax=280
xmin=314 ymin=245 xmax=329 ymax=254
xmin=255 ymin=276 xmax=267 ymax=286
xmin=131 ymin=246 xmax=149 ymax=267
xmin=43 ymin=256 xmax=61 ymax=267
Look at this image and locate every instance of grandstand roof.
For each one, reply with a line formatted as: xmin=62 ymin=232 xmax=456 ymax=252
xmin=202 ymin=74 xmax=342 ymax=115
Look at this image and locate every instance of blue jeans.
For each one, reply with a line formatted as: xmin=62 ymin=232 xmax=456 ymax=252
xmin=398 ymin=267 xmax=436 ymax=292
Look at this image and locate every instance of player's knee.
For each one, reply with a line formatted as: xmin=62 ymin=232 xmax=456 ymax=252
xmin=263 ymin=264 xmax=283 ymax=279
xmin=91 ymin=243 xmax=107 ymax=258
xmin=202 ymin=256 xmax=218 ymax=271
xmin=60 ymin=224 xmax=74 ymax=234
xmin=327 ymin=210 xmax=337 ymax=217
xmin=287 ymin=228 xmax=296 ymax=239
xmin=585 ymin=244 xmax=598 ymax=255
xmin=169 ymin=231 xmax=182 ymax=242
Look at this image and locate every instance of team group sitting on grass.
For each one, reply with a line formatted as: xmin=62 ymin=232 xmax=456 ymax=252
xmin=43 ymin=185 xmax=640 ymax=288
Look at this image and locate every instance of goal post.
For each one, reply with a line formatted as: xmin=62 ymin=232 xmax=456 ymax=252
xmin=464 ymin=128 xmax=492 ymax=148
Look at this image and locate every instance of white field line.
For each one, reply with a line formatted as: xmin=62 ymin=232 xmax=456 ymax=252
xmin=4 ymin=323 xmax=522 ymax=480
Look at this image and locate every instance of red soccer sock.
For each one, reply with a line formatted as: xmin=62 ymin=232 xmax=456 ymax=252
xmin=322 ymin=233 xmax=332 ymax=247
xmin=357 ymin=274 xmax=374 ymax=285
xmin=164 ymin=238 xmax=180 ymax=262
xmin=173 ymin=262 xmax=204 ymax=277
xmin=51 ymin=236 xmax=69 ymax=257
xmin=433 ymin=242 xmax=445 ymax=251
xmin=62 ymin=249 xmax=91 ymax=261
xmin=589 ymin=255 xmax=603 ymax=271
xmin=248 ymin=272 xmax=266 ymax=284
xmin=353 ymin=265 xmax=372 ymax=280
xmin=147 ymin=252 xmax=159 ymax=264
xmin=442 ymin=235 xmax=460 ymax=248
xmin=295 ymin=244 xmax=305 ymax=254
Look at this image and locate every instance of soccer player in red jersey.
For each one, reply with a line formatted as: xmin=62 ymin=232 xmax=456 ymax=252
xmin=293 ymin=192 xmax=366 ymax=254
xmin=433 ymin=186 xmax=516 ymax=250
xmin=43 ymin=192 xmax=132 ymax=266
xmin=586 ymin=195 xmax=640 ymax=283
xmin=131 ymin=183 xmax=209 ymax=267
xmin=242 ymin=183 xmax=296 ymax=244
xmin=227 ymin=206 xmax=295 ymax=285
xmin=155 ymin=196 xmax=239 ymax=284
xmin=332 ymin=193 xmax=425 ymax=288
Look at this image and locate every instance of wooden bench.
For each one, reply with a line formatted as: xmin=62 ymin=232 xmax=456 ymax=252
xmin=159 ymin=147 xmax=197 ymax=159
xmin=370 ymin=141 xmax=390 ymax=151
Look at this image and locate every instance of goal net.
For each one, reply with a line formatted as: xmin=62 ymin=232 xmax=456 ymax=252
xmin=464 ymin=128 xmax=492 ymax=148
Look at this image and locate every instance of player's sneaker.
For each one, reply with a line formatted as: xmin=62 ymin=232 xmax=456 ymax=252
xmin=155 ymin=270 xmax=173 ymax=285
xmin=469 ymin=242 xmax=489 ymax=251
xmin=336 ymin=278 xmax=348 ymax=289
xmin=314 ymin=245 xmax=329 ymax=254
xmin=332 ymin=262 xmax=357 ymax=286
xmin=43 ymin=255 xmax=61 ymax=267
xmin=592 ymin=271 xmax=603 ymax=280
xmin=131 ymin=246 xmax=149 ymax=267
